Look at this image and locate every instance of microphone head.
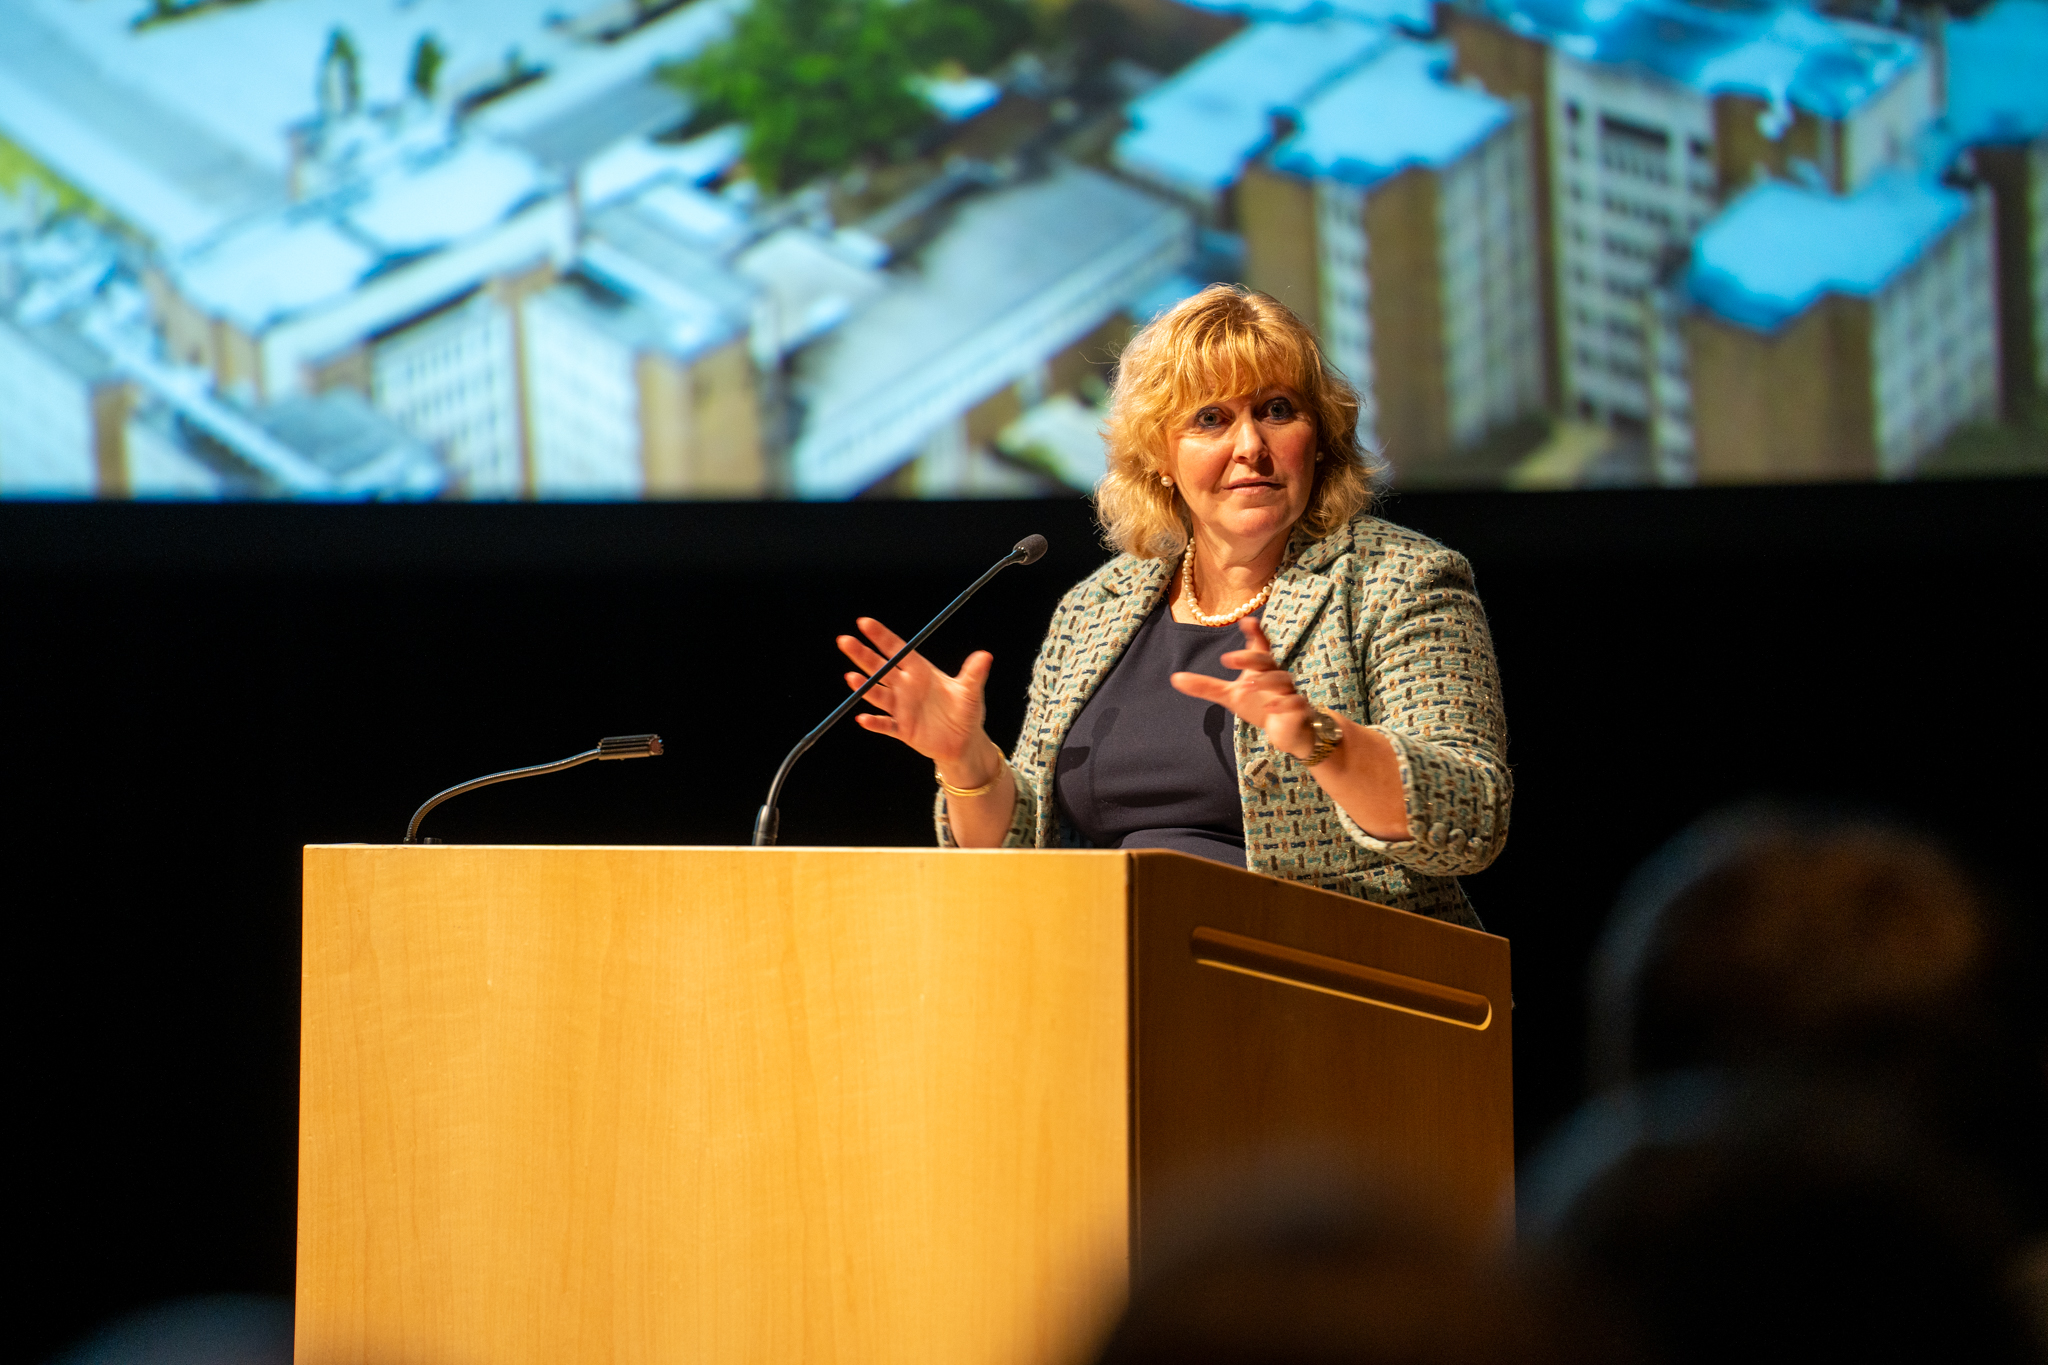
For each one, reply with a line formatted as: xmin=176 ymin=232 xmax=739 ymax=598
xmin=598 ymin=733 xmax=664 ymax=759
xmin=1013 ymin=533 xmax=1049 ymax=565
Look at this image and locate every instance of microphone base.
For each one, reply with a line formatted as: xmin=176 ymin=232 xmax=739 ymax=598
xmin=753 ymin=805 xmax=780 ymax=847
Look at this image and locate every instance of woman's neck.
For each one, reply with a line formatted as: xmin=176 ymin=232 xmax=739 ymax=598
xmin=1178 ymin=525 xmax=1289 ymax=618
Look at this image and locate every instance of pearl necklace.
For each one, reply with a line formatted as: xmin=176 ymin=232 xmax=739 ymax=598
xmin=1179 ymin=540 xmax=1279 ymax=627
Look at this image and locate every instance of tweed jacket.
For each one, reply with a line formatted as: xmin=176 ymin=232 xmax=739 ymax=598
xmin=936 ymin=512 xmax=1511 ymax=926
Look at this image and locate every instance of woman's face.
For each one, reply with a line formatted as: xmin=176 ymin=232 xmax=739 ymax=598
xmin=1165 ymin=385 xmax=1317 ymax=552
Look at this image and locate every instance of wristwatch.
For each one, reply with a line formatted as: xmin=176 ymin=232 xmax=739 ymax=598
xmin=1304 ymin=707 xmax=1345 ymax=767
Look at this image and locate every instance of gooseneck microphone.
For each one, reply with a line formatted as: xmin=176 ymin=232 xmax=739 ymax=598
xmin=405 ymin=733 xmax=664 ymax=844
xmin=752 ymin=534 xmax=1048 ymax=847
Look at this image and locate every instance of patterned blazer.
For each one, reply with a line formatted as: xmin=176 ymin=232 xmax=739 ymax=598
xmin=936 ymin=512 xmax=1511 ymax=927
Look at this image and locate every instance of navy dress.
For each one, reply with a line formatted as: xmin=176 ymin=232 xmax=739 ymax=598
xmin=1052 ymin=602 xmax=1254 ymax=868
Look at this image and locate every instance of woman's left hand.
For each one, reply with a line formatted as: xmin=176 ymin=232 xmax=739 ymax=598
xmin=1169 ymin=616 xmax=1317 ymax=760
xmin=1172 ymin=615 xmax=1411 ymax=840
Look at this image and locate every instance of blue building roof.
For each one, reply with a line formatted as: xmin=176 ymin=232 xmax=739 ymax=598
xmin=1175 ymin=0 xmax=1435 ymax=35
xmin=1944 ymin=0 xmax=2048 ymax=147
xmin=1475 ymin=0 xmax=1920 ymax=119
xmin=1687 ymin=170 xmax=1970 ymax=331
xmin=1271 ymin=41 xmax=1511 ymax=186
xmin=1113 ymin=18 xmax=1392 ymax=198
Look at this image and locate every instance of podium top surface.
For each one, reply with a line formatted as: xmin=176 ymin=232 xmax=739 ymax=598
xmin=302 ymin=844 xmax=1504 ymax=941
xmin=309 ymin=844 xmax=1136 ymax=852
xmin=309 ymin=844 xmax=1136 ymax=853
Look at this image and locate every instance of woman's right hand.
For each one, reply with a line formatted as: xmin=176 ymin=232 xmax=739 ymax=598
xmin=837 ymin=617 xmax=999 ymax=780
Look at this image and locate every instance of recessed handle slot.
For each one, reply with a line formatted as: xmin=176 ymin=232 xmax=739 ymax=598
xmin=1190 ymin=927 xmax=1493 ymax=1030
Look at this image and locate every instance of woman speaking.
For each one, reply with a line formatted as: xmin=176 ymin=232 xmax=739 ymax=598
xmin=834 ymin=286 xmax=1510 ymax=926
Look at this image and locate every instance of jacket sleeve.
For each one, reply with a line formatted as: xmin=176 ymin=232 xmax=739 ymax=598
xmin=933 ymin=593 xmax=1067 ymax=849
xmin=1333 ymin=547 xmax=1512 ymax=877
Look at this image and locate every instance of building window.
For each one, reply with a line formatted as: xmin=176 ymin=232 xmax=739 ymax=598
xmin=1598 ymin=113 xmax=1671 ymax=150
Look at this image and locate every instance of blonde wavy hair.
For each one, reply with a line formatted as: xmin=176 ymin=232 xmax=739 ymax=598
xmin=1095 ymin=284 xmax=1384 ymax=559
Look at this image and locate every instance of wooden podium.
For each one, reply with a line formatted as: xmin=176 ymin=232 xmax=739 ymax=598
xmin=298 ymin=846 xmax=1512 ymax=1365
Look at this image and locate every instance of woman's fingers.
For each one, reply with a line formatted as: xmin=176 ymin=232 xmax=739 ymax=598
xmin=836 ymin=633 xmax=889 ymax=675
xmin=1178 ymin=663 xmax=1309 ymax=736
xmin=1170 ymin=671 xmax=1231 ymax=704
xmin=956 ymin=650 xmax=995 ymax=696
xmin=857 ymin=616 xmax=913 ymax=658
xmin=845 ymin=670 xmax=898 ymax=704
xmin=1177 ymin=623 xmax=1314 ymax=755
xmin=1241 ymin=668 xmax=1299 ymax=697
xmin=834 ymin=616 xmax=1003 ymax=771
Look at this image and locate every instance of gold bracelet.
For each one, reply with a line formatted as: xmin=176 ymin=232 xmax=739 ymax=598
xmin=937 ymin=753 xmax=1006 ymax=799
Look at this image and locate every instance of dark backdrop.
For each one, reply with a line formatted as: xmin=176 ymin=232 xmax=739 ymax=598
xmin=7 ymin=480 xmax=2045 ymax=1363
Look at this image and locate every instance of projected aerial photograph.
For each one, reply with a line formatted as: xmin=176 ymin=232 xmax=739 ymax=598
xmin=0 ymin=0 xmax=2043 ymax=498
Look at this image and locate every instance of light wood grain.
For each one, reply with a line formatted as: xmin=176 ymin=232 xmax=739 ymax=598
xmin=299 ymin=847 xmax=1515 ymax=1365
xmin=298 ymin=847 xmax=1134 ymax=1365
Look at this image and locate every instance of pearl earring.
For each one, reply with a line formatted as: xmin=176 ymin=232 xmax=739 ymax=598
xmin=1160 ymin=473 xmax=1173 ymax=486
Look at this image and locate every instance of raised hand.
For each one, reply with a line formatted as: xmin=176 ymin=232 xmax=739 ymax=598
xmin=837 ymin=617 xmax=996 ymax=774
xmin=1168 ymin=615 xmax=1317 ymax=760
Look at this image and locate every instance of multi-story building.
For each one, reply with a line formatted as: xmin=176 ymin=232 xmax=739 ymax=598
xmin=0 ymin=0 xmax=738 ymax=500
xmin=520 ymin=186 xmax=768 ymax=497
xmin=522 ymin=283 xmax=651 ymax=497
xmin=1683 ymin=171 xmax=1997 ymax=480
xmin=148 ymin=137 xmax=576 ymax=495
xmin=0 ymin=310 xmax=443 ymax=497
xmin=0 ymin=3 xmax=289 ymax=256
xmin=0 ymin=0 xmax=730 ymax=252
xmin=226 ymin=390 xmax=446 ymax=496
xmin=0 ymin=314 xmax=132 ymax=495
xmin=1112 ymin=17 xmax=1393 ymax=224
xmin=112 ymin=403 xmax=230 ymax=497
xmin=1 ymin=214 xmax=217 ymax=496
xmin=1944 ymin=0 xmax=2048 ymax=415
xmin=1175 ymin=0 xmax=1436 ymax=33
xmin=1442 ymin=0 xmax=1927 ymax=472
xmin=790 ymin=162 xmax=1193 ymax=497
xmin=1243 ymin=40 xmax=1544 ymax=473
xmin=368 ymin=292 xmax=524 ymax=496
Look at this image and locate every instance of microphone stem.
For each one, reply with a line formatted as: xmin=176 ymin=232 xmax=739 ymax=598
xmin=406 ymin=748 xmax=600 ymax=844
xmin=754 ymin=545 xmax=1029 ymax=847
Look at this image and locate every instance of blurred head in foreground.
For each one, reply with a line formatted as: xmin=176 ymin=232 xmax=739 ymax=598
xmin=45 ymin=1295 xmax=291 ymax=1365
xmin=1521 ymin=1073 xmax=2045 ymax=1365
xmin=1091 ymin=1185 xmax=1637 ymax=1365
xmin=1586 ymin=803 xmax=2048 ymax=1223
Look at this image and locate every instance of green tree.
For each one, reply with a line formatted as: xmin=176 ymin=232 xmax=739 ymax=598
xmin=899 ymin=0 xmax=1032 ymax=74
xmin=664 ymin=0 xmax=1029 ymax=193
xmin=409 ymin=32 xmax=446 ymax=101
